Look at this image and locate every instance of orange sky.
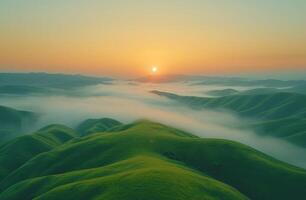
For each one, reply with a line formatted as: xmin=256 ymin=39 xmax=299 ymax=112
xmin=0 ymin=1 xmax=306 ymax=77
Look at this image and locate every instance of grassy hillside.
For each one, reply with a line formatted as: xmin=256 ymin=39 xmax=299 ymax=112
xmin=152 ymin=91 xmax=306 ymax=147
xmin=0 ymin=105 xmax=37 ymax=144
xmin=0 ymin=155 xmax=247 ymax=200
xmin=0 ymin=125 xmax=78 ymax=181
xmin=1 ymin=120 xmax=305 ymax=200
xmin=76 ymin=118 xmax=122 ymax=136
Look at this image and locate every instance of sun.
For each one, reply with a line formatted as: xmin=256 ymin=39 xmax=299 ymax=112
xmin=151 ymin=66 xmax=158 ymax=73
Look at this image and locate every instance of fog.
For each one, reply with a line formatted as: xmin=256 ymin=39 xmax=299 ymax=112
xmin=0 ymin=81 xmax=306 ymax=169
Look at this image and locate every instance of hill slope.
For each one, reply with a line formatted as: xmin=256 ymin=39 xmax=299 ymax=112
xmin=76 ymin=118 xmax=122 ymax=136
xmin=0 ymin=125 xmax=78 ymax=181
xmin=1 ymin=121 xmax=306 ymax=200
xmin=152 ymin=91 xmax=306 ymax=147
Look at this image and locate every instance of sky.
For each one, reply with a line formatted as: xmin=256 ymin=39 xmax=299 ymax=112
xmin=0 ymin=0 xmax=306 ymax=77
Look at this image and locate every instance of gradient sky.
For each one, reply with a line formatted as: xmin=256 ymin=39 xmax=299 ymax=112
xmin=0 ymin=0 xmax=306 ymax=77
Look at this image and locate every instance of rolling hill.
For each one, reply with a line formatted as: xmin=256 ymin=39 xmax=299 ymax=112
xmin=0 ymin=124 xmax=78 ymax=181
xmin=0 ymin=120 xmax=306 ymax=200
xmin=152 ymin=91 xmax=306 ymax=147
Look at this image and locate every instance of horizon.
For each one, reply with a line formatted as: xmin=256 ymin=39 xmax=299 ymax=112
xmin=1 ymin=70 xmax=306 ymax=80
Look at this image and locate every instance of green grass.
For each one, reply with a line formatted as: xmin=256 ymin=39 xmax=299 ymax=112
xmin=0 ymin=124 xmax=78 ymax=181
xmin=1 ymin=120 xmax=306 ymax=200
xmin=76 ymin=118 xmax=122 ymax=136
xmin=0 ymin=156 xmax=247 ymax=200
xmin=152 ymin=91 xmax=306 ymax=147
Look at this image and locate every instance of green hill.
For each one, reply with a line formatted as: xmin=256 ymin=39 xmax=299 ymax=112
xmin=76 ymin=118 xmax=122 ymax=136
xmin=152 ymin=91 xmax=306 ymax=147
xmin=0 ymin=125 xmax=78 ymax=181
xmin=0 ymin=105 xmax=37 ymax=144
xmin=0 ymin=120 xmax=305 ymax=200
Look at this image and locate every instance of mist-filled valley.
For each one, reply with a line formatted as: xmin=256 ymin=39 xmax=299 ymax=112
xmin=1 ymin=73 xmax=306 ymax=200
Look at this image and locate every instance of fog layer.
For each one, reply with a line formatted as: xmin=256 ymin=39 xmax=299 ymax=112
xmin=0 ymin=81 xmax=306 ymax=168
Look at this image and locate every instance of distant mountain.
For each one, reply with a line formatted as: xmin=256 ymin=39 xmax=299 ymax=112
xmin=134 ymin=74 xmax=247 ymax=83
xmin=76 ymin=118 xmax=122 ymax=136
xmin=152 ymin=91 xmax=306 ymax=147
xmin=0 ymin=105 xmax=37 ymax=144
xmin=0 ymin=73 xmax=113 ymax=96
xmin=0 ymin=73 xmax=112 ymax=88
xmin=0 ymin=120 xmax=305 ymax=200
xmin=134 ymin=74 xmax=200 ymax=83
xmin=0 ymin=85 xmax=48 ymax=95
xmin=134 ymin=74 xmax=306 ymax=88
xmin=194 ymin=78 xmax=306 ymax=87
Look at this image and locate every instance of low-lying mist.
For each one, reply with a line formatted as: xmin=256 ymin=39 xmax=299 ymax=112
xmin=0 ymin=81 xmax=306 ymax=168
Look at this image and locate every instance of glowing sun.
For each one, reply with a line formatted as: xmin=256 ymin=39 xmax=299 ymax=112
xmin=151 ymin=66 xmax=158 ymax=73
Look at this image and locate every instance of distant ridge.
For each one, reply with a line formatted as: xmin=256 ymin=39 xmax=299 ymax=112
xmin=152 ymin=90 xmax=306 ymax=147
xmin=134 ymin=74 xmax=306 ymax=87
xmin=0 ymin=72 xmax=113 ymax=89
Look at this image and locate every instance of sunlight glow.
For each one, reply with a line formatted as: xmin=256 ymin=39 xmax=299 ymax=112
xmin=152 ymin=66 xmax=158 ymax=73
